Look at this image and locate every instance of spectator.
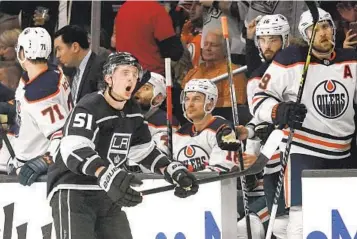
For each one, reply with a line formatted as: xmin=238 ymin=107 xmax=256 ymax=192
xmin=182 ymin=29 xmax=247 ymax=121
xmin=245 ymin=1 xmax=307 ymax=38
xmin=0 ymin=61 xmax=21 ymax=90
xmin=0 ymin=9 xmax=20 ymax=35
xmin=115 ymin=1 xmax=184 ymax=75
xmin=201 ymin=1 xmax=248 ymax=65
xmin=54 ymin=25 xmax=105 ymax=105
xmin=0 ymin=28 xmax=21 ymax=62
xmin=180 ymin=1 xmax=203 ymax=67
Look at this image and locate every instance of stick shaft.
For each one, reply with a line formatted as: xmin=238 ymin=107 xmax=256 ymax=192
xmin=165 ymin=58 xmax=173 ymax=160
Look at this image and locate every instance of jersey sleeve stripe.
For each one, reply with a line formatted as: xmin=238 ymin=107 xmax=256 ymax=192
xmin=283 ymin=130 xmax=351 ymax=149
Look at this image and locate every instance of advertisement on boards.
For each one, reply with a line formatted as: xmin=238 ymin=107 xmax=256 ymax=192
xmin=302 ymin=177 xmax=357 ymax=239
xmin=0 ymin=179 xmax=236 ymax=239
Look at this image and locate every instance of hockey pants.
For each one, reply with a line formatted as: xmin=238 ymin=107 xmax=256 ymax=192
xmin=50 ymin=189 xmax=133 ymax=239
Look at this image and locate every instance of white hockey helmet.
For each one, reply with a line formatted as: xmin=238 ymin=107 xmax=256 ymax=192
xmin=298 ymin=7 xmax=335 ymax=43
xmin=148 ymin=72 xmax=166 ymax=107
xmin=255 ymin=14 xmax=290 ymax=52
xmin=16 ymin=27 xmax=52 ymax=61
xmin=181 ymin=79 xmax=218 ymax=120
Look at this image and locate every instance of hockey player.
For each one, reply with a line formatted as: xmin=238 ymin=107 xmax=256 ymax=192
xmin=134 ymin=72 xmax=180 ymax=154
xmin=47 ymin=52 xmax=199 ymax=239
xmin=252 ymin=8 xmax=357 ymax=238
xmin=173 ymin=79 xmax=237 ymax=172
xmin=217 ymin=14 xmax=291 ymax=239
xmin=13 ymin=27 xmax=72 ymax=186
xmin=174 ymin=79 xmax=267 ymax=238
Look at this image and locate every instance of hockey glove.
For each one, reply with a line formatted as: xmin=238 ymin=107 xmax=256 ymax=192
xmin=254 ymin=122 xmax=275 ymax=145
xmin=164 ymin=161 xmax=199 ymax=198
xmin=18 ymin=152 xmax=53 ymax=186
xmin=271 ymin=102 xmax=307 ymax=130
xmin=216 ymin=125 xmax=241 ymax=151
xmin=98 ymin=165 xmax=143 ymax=207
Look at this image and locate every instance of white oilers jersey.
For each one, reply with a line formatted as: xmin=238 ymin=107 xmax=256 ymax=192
xmin=252 ymin=46 xmax=357 ymax=159
xmin=14 ymin=66 xmax=72 ymax=162
xmin=247 ymin=63 xmax=282 ymax=174
xmin=146 ymin=108 xmax=180 ymax=155
xmin=173 ymin=116 xmax=238 ymax=173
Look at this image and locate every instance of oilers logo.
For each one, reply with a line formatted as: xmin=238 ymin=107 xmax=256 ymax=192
xmin=312 ymin=80 xmax=349 ymax=119
xmin=176 ymin=145 xmax=209 ymax=172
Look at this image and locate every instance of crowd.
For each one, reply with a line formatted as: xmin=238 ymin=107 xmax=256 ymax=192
xmin=0 ymin=1 xmax=357 ymax=239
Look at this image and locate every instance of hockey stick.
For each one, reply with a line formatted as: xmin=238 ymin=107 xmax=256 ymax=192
xmin=221 ymin=16 xmax=252 ymax=239
xmin=140 ymin=130 xmax=284 ymax=196
xmin=0 ymin=128 xmax=15 ymax=159
xmin=165 ymin=58 xmax=173 ymax=160
xmin=211 ymin=66 xmax=248 ymax=84
xmin=265 ymin=2 xmax=319 ymax=239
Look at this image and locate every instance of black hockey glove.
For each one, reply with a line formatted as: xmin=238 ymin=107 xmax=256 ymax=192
xmin=254 ymin=122 xmax=275 ymax=145
xmin=98 ymin=165 xmax=143 ymax=207
xmin=18 ymin=152 xmax=53 ymax=186
xmin=271 ymin=102 xmax=307 ymax=130
xmin=164 ymin=161 xmax=199 ymax=198
xmin=216 ymin=125 xmax=241 ymax=151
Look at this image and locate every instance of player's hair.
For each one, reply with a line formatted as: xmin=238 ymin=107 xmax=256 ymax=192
xmin=54 ymin=25 xmax=90 ymax=50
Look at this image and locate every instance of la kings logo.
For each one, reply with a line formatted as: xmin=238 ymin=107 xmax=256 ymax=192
xmin=107 ymin=133 xmax=131 ymax=166
xmin=312 ymin=80 xmax=349 ymax=119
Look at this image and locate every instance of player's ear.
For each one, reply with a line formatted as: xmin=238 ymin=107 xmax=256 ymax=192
xmin=104 ymin=75 xmax=112 ymax=87
xmin=72 ymin=42 xmax=80 ymax=53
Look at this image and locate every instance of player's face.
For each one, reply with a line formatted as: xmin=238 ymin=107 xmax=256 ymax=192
xmin=54 ymin=36 xmax=77 ymax=67
xmin=307 ymin=21 xmax=334 ymax=53
xmin=184 ymin=92 xmax=206 ymax=121
xmin=202 ymin=33 xmax=225 ymax=62
xmin=258 ymin=35 xmax=283 ymax=61
xmin=108 ymin=65 xmax=139 ymax=101
xmin=134 ymin=83 xmax=154 ymax=108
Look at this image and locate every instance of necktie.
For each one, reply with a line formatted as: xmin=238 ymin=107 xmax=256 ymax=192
xmin=71 ymin=69 xmax=80 ymax=103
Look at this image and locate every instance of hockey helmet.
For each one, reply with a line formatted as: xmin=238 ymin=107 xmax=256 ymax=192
xmin=255 ymin=14 xmax=290 ymax=54
xmin=16 ymin=27 xmax=52 ymax=61
xmin=298 ymin=7 xmax=335 ymax=43
xmin=103 ymin=52 xmax=143 ymax=80
xmin=181 ymin=79 xmax=218 ymax=119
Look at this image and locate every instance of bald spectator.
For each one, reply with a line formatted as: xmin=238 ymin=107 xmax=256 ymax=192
xmin=115 ymin=1 xmax=184 ymax=75
xmin=0 ymin=29 xmax=21 ymax=62
xmin=182 ymin=29 xmax=247 ymax=121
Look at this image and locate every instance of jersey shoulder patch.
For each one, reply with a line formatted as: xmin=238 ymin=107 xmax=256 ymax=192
xmin=24 ymin=68 xmax=61 ymax=102
xmin=250 ymin=62 xmax=270 ymax=79
xmin=273 ymin=46 xmax=308 ymax=67
xmin=208 ymin=116 xmax=232 ymax=132
xmin=334 ymin=48 xmax=357 ymax=63
xmin=176 ymin=122 xmax=193 ymax=136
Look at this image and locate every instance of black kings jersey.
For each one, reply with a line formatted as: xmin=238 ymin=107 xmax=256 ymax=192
xmin=47 ymin=92 xmax=169 ymax=198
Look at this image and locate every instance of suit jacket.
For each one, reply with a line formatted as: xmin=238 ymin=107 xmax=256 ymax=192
xmin=65 ymin=52 xmax=106 ymax=104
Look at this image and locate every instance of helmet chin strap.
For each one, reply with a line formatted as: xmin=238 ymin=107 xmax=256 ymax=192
xmin=108 ymin=77 xmax=126 ymax=102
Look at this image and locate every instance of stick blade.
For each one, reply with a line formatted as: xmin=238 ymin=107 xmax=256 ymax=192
xmin=305 ymin=1 xmax=319 ymax=24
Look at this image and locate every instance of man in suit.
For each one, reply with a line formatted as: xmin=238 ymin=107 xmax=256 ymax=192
xmin=54 ymin=25 xmax=105 ymax=105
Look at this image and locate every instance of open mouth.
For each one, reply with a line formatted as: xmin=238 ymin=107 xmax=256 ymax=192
xmin=125 ymin=86 xmax=132 ymax=92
